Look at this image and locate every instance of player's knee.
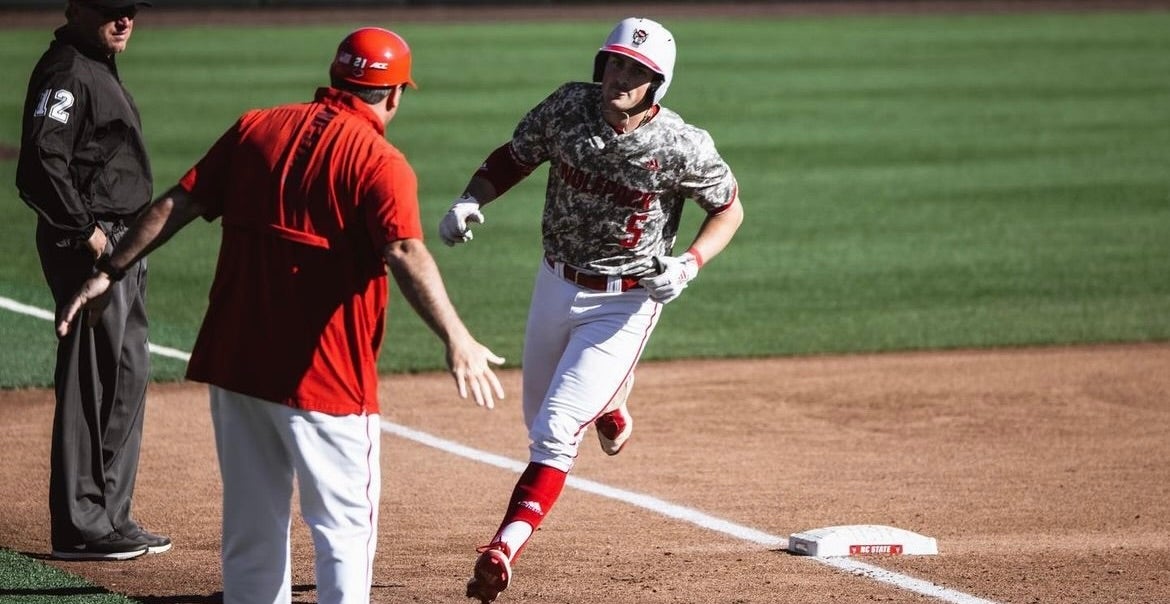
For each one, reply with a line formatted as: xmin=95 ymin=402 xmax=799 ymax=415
xmin=527 ymin=445 xmax=574 ymax=473
xmin=530 ymin=409 xmax=590 ymax=464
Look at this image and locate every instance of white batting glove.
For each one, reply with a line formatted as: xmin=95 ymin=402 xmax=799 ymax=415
xmin=640 ymin=252 xmax=700 ymax=304
xmin=438 ymin=194 xmax=484 ymax=247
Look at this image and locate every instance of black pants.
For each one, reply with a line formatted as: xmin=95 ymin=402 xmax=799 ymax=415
xmin=36 ymin=218 xmax=151 ymax=549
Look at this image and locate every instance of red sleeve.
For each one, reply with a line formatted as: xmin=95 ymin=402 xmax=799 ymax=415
xmin=364 ymin=153 xmax=423 ymax=251
xmin=474 ymin=141 xmax=537 ymax=201
xmin=178 ymin=115 xmax=248 ymax=220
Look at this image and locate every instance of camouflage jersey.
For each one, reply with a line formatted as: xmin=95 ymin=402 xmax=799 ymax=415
xmin=508 ymin=81 xmax=738 ymax=276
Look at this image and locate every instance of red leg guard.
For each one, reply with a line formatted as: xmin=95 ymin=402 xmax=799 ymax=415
xmin=495 ymin=462 xmax=568 ymax=558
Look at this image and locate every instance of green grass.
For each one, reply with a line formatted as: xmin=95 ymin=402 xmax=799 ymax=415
xmin=0 ymin=548 xmax=136 ymax=603
xmin=1 ymin=11 xmax=1168 ymax=389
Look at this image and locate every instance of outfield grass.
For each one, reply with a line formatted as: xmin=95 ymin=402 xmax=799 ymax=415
xmin=0 ymin=11 xmax=1167 ymax=389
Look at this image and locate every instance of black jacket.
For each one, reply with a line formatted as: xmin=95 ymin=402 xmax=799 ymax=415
xmin=16 ymin=26 xmax=152 ymax=245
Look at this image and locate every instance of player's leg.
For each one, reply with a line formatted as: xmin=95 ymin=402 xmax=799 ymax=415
xmin=590 ymin=291 xmax=660 ymax=455
xmin=528 ymin=287 xmax=659 ymax=472
xmin=211 ymin=386 xmax=296 ymax=604
xmin=498 ymin=264 xmax=613 ymax=550
xmin=519 ymin=261 xmax=574 ymax=428
xmin=469 ymin=286 xmax=661 ymax=601
xmin=467 ymin=462 xmax=564 ymax=603
xmin=291 ymin=410 xmax=381 ymax=604
xmin=594 ymin=371 xmax=635 ymax=455
xmin=468 ymin=264 xmax=575 ymax=602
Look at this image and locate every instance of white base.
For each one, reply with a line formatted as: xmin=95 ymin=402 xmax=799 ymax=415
xmin=788 ymin=524 xmax=938 ymax=557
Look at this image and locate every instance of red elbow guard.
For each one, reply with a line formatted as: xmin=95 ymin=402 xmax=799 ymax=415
xmin=475 ymin=142 xmax=537 ymax=197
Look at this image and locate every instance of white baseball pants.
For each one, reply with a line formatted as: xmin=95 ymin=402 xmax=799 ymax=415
xmin=522 ymin=260 xmax=661 ymax=472
xmin=210 ymin=386 xmax=381 ymax=604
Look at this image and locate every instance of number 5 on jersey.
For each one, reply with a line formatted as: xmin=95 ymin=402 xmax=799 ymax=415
xmin=621 ymin=211 xmax=650 ymax=248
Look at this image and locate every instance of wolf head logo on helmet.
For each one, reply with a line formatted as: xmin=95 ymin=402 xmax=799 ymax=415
xmin=592 ymin=17 xmax=677 ymax=105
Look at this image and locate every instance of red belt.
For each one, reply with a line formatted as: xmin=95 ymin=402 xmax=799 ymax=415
xmin=546 ymin=257 xmax=642 ymax=292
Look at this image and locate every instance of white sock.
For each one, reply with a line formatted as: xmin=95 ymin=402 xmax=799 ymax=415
xmin=496 ymin=521 xmax=533 ymax=557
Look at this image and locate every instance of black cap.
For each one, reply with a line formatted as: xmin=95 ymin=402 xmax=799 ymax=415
xmin=78 ymin=0 xmax=153 ymax=8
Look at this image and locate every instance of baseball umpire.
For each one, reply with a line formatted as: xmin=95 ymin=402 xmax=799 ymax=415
xmin=16 ymin=0 xmax=169 ymax=560
xmin=439 ymin=17 xmax=744 ymax=603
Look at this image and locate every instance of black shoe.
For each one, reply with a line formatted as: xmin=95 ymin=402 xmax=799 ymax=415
xmin=123 ymin=524 xmax=173 ymax=554
xmin=51 ymin=531 xmax=149 ymax=561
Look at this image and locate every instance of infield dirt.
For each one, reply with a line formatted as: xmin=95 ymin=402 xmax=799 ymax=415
xmin=2 ymin=344 xmax=1168 ymax=603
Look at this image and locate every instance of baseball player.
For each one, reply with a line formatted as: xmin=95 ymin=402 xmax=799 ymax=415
xmin=439 ymin=17 xmax=744 ymax=602
xmin=58 ymin=28 xmax=506 ymax=604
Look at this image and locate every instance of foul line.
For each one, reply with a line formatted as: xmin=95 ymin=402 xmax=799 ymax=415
xmin=3 ymin=293 xmax=999 ymax=604
xmin=1 ymin=295 xmax=191 ymax=361
xmin=383 ymin=421 xmax=1000 ymax=604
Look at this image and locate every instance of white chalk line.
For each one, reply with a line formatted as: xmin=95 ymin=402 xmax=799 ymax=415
xmin=1 ymin=295 xmax=192 ymax=361
xmin=383 ymin=421 xmax=1000 ymax=604
xmin=3 ymin=293 xmax=999 ymax=604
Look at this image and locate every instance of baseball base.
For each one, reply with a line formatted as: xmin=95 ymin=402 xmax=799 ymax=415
xmin=787 ymin=524 xmax=938 ymax=557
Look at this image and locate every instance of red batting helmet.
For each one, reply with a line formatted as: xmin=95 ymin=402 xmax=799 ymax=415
xmin=331 ymin=27 xmax=417 ymax=89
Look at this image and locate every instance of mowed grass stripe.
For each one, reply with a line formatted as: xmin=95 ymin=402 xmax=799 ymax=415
xmin=0 ymin=11 xmax=1166 ymax=388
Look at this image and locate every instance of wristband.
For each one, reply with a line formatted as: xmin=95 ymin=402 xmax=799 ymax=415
xmin=96 ymin=255 xmax=127 ymax=282
xmin=686 ymin=247 xmax=705 ymax=269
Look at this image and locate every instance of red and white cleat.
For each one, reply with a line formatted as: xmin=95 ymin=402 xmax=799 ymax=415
xmin=466 ymin=542 xmax=512 ymax=603
xmin=595 ymin=401 xmax=633 ymax=456
xmin=596 ymin=374 xmax=635 ymax=456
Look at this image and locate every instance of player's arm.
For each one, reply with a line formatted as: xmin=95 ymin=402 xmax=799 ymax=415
xmin=683 ymin=195 xmax=745 ymax=269
xmin=438 ymin=141 xmax=538 ymax=246
xmin=55 ymin=186 xmax=209 ymax=336
xmin=641 ymin=193 xmax=744 ymax=305
xmin=382 ymin=238 xmax=506 ymax=408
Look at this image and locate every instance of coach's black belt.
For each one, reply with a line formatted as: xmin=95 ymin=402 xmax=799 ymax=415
xmin=545 ymin=257 xmax=642 ymax=292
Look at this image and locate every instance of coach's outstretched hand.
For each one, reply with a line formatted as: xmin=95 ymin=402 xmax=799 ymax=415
xmin=384 ymin=237 xmax=507 ymax=408
xmin=56 ymin=273 xmax=114 ymax=337
xmin=446 ymin=336 xmax=506 ymax=410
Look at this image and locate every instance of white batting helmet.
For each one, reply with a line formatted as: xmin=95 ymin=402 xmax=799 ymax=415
xmin=592 ymin=17 xmax=676 ymax=105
